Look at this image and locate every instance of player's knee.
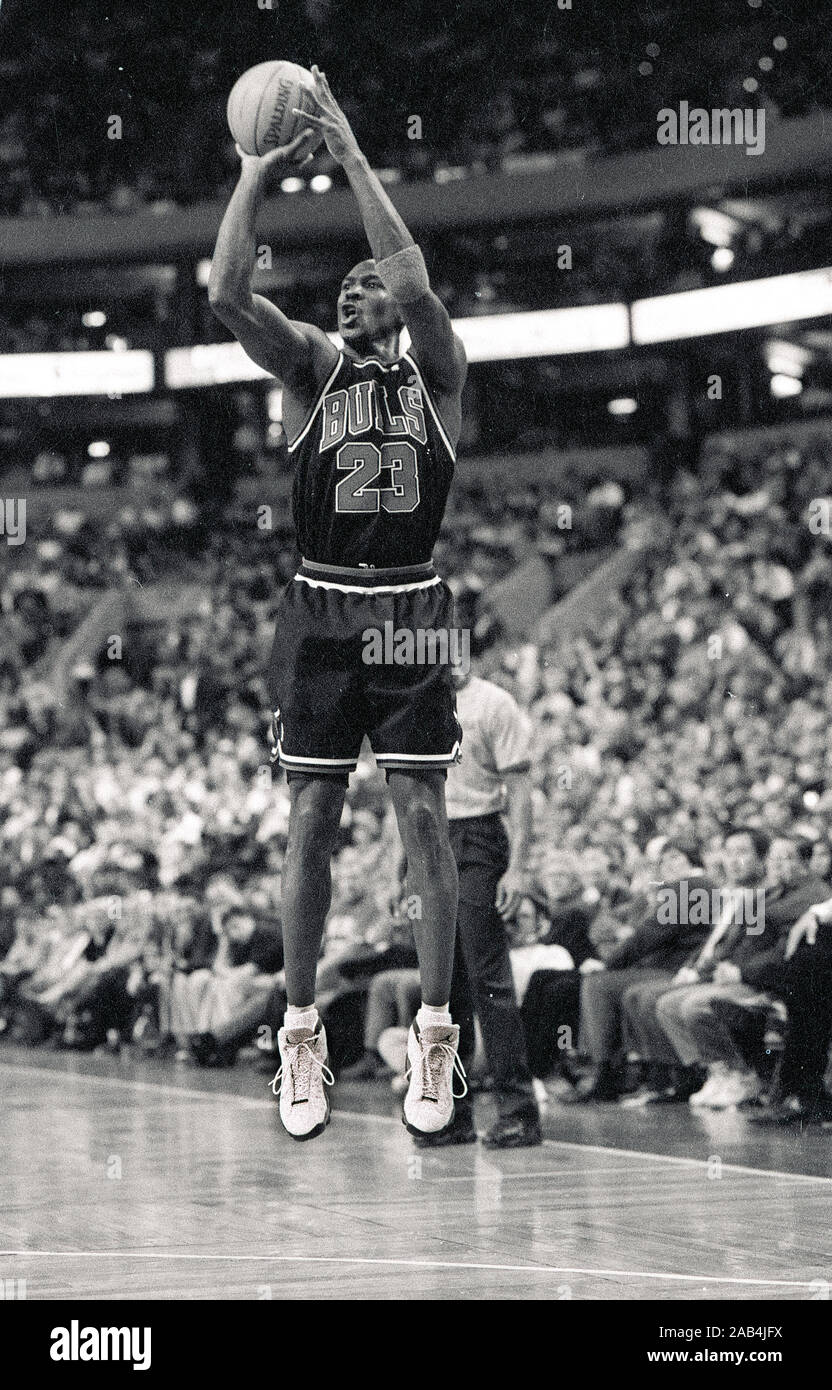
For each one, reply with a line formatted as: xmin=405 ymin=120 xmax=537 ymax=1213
xmin=402 ymin=795 xmax=443 ymax=855
xmin=289 ymin=788 xmax=341 ymax=858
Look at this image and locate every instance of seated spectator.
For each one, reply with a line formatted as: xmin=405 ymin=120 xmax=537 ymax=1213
xmin=518 ymin=864 xmax=602 ymax=1083
xmin=169 ymin=905 xmax=282 ymax=1061
xmin=60 ymin=895 xmax=161 ymax=1050
xmin=10 ymin=907 xmax=113 ymax=1045
xmin=751 ymin=893 xmax=832 ymax=1125
xmin=573 ymin=843 xmax=714 ymax=1105
xmin=621 ymin=827 xmax=770 ymax=1105
xmin=339 ymin=967 xmax=422 ymax=1081
xmin=653 ymin=833 xmax=828 ymax=1109
xmin=0 ymin=910 xmax=55 ymax=1035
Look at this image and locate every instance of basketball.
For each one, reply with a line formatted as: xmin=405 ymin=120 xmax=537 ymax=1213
xmin=226 ymin=60 xmax=322 ymax=157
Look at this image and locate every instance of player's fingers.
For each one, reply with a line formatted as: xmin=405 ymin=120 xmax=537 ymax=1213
xmin=284 ymin=129 xmax=316 ymax=157
xmin=293 ymin=108 xmax=328 ymax=127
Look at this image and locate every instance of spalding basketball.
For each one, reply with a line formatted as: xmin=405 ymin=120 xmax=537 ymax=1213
xmin=227 ymin=60 xmax=322 ymax=157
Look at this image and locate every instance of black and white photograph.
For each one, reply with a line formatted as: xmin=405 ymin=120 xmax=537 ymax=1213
xmin=0 ymin=0 xmax=830 ymax=1338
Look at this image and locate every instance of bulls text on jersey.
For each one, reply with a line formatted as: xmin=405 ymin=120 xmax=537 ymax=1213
xmin=319 ymin=378 xmax=427 ymax=452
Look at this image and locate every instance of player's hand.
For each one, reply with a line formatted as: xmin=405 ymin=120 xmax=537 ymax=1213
xmin=235 ymin=129 xmax=319 ymax=184
xmin=785 ymin=911 xmax=819 ymax=960
xmin=495 ymin=868 xmax=526 ymax=922
xmin=293 ymin=67 xmax=362 ymax=166
xmin=673 ymin=966 xmax=699 ymax=986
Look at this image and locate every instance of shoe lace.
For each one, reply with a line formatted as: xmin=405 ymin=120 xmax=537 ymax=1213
xmin=270 ymin=1038 xmax=334 ymax=1102
xmin=406 ymin=1037 xmax=468 ymax=1102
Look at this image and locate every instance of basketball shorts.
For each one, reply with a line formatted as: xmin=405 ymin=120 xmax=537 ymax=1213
xmin=267 ymin=558 xmax=463 ymax=778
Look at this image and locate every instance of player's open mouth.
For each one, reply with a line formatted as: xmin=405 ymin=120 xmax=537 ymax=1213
xmin=340 ymin=304 xmax=360 ymax=323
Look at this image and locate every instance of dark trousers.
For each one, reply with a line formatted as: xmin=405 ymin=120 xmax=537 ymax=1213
xmin=778 ymin=941 xmax=832 ymax=1106
xmin=521 ymin=969 xmax=581 ymax=1078
xmin=74 ymin=966 xmax=136 ymax=1042
xmin=448 ymin=814 xmax=537 ymax=1122
xmin=581 ymin=967 xmax=674 ymax=1063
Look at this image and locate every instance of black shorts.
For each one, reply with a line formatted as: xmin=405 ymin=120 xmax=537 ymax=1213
xmin=267 ymin=558 xmax=463 ymax=778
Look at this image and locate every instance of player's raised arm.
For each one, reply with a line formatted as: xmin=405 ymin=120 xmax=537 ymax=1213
xmin=208 ymin=133 xmax=339 ymax=391
xmin=299 ymin=67 xmax=467 ymax=397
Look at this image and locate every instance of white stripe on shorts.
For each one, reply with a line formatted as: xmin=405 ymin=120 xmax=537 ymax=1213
xmin=295 ymin=572 xmax=441 ymax=595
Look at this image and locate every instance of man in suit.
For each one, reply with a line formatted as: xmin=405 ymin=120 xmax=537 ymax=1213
xmin=572 ymin=841 xmax=713 ymax=1103
xmin=653 ymin=834 xmax=828 ymax=1109
xmin=750 ymin=890 xmax=832 ymax=1125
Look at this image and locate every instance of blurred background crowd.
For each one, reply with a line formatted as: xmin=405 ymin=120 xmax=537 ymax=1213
xmin=0 ymin=0 xmax=828 ymax=219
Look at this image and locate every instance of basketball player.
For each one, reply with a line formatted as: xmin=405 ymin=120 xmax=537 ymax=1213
xmin=209 ymin=67 xmax=467 ymax=1140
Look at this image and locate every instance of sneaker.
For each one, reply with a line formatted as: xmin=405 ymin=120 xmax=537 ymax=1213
xmin=706 ymin=1068 xmax=761 ymax=1110
xmin=188 ymin=1032 xmax=237 ymax=1068
xmin=271 ymin=1023 xmax=334 ymax=1141
xmin=562 ymin=1062 xmax=622 ymax=1104
xmin=619 ymin=1087 xmax=665 ymax=1108
xmin=412 ymin=1108 xmax=477 ymax=1148
xmin=689 ymin=1063 xmax=728 ymax=1107
xmin=402 ymin=1021 xmax=467 ymax=1136
xmin=482 ymin=1114 xmax=542 ymax=1149
xmin=532 ymin=1077 xmax=549 ymax=1107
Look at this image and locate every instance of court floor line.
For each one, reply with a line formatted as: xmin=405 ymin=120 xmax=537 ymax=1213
xmin=540 ymin=1137 xmax=832 ymax=1186
xmin=0 ymin=1247 xmax=821 ymax=1289
xmin=4 ymin=1058 xmax=831 ymax=1188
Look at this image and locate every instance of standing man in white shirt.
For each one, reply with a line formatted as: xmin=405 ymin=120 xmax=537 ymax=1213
xmin=410 ymin=667 xmax=542 ymax=1149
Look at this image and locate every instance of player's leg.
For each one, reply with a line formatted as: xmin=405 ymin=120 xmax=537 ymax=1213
xmin=281 ymin=772 xmax=347 ymax=1003
xmin=387 ymin=769 xmax=464 ymax=1135
xmin=271 ymin=771 xmax=347 ymax=1140
xmin=387 ymin=770 xmax=458 ymax=1004
xmin=410 ymin=934 xmax=478 ymax=1147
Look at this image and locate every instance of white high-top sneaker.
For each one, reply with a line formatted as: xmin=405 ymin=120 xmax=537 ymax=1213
xmin=271 ymin=1023 xmax=334 ymax=1141
xmin=402 ymin=1021 xmax=467 ymax=1136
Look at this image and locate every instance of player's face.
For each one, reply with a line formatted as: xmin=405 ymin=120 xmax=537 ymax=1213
xmin=337 ymin=261 xmax=402 ymax=346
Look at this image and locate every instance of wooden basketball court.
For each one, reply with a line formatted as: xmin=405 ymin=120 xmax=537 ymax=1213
xmin=1 ymin=1045 xmax=829 ymax=1300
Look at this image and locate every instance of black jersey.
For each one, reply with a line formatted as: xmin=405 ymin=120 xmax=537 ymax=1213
xmin=287 ymin=350 xmax=456 ymax=568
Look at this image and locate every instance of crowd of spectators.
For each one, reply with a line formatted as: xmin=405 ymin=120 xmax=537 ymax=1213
xmin=1 ymin=421 xmax=831 ymax=1120
xmin=0 ymin=0 xmax=826 ymax=218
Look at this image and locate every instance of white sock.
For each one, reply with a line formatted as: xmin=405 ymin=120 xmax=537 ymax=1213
xmin=417 ymin=1001 xmax=452 ymax=1031
xmin=285 ymin=1004 xmax=318 ymax=1034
